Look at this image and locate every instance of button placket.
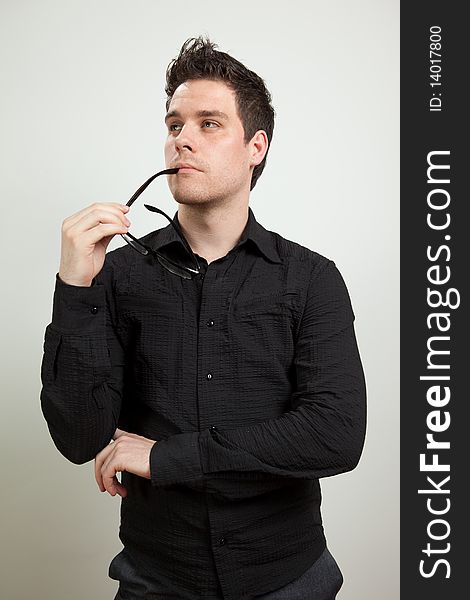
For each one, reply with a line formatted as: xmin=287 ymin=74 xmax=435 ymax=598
xmin=197 ymin=265 xmax=222 ymax=442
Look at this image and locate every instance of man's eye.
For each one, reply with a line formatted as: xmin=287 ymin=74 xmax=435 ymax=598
xmin=203 ymin=121 xmax=218 ymax=128
xmin=169 ymin=123 xmax=182 ymax=132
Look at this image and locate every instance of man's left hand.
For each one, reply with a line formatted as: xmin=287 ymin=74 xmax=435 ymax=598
xmin=94 ymin=429 xmax=157 ymax=498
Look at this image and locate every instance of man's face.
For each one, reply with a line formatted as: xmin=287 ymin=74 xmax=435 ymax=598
xmin=164 ymin=79 xmax=255 ymax=206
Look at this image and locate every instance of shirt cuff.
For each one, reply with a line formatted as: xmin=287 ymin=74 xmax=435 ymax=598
xmin=149 ymin=431 xmax=203 ymax=488
xmin=51 ymin=272 xmax=106 ymax=333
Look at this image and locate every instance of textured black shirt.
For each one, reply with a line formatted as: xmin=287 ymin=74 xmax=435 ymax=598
xmin=40 ymin=206 xmax=366 ymax=599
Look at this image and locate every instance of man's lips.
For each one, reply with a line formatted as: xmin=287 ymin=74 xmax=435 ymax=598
xmin=173 ymin=164 xmax=202 ymax=173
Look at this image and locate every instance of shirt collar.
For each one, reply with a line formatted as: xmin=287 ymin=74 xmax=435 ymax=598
xmin=150 ymin=206 xmax=281 ymax=264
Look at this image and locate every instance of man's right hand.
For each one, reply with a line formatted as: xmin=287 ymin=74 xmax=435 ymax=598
xmin=58 ymin=202 xmax=131 ymax=287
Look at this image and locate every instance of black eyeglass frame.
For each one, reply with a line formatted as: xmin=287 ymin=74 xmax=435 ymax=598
xmin=120 ymin=168 xmax=202 ymax=280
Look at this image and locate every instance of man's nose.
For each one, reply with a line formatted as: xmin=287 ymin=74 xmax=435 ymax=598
xmin=174 ymin=124 xmax=195 ymax=153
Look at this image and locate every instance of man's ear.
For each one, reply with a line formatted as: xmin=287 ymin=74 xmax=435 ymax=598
xmin=249 ymin=130 xmax=269 ymax=168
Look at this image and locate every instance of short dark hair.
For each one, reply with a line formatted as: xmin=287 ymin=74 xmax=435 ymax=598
xmin=165 ymin=36 xmax=275 ymax=191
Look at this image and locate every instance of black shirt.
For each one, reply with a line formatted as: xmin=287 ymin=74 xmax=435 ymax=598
xmin=40 ymin=206 xmax=366 ymax=599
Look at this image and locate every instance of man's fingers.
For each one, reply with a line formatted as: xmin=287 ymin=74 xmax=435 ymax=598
xmin=94 ymin=457 xmax=106 ymax=492
xmin=80 ymin=222 xmax=130 ymax=249
xmin=73 ymin=208 xmax=130 ymax=232
xmin=101 ymin=453 xmax=127 ymax=497
xmin=94 ymin=440 xmax=116 ymax=492
xmin=113 ymin=428 xmax=126 ymax=440
xmin=111 ymin=475 xmax=128 ymax=498
xmin=94 ymin=431 xmax=154 ymax=498
xmin=63 ymin=203 xmax=129 ymax=230
xmin=113 ymin=428 xmax=143 ymax=441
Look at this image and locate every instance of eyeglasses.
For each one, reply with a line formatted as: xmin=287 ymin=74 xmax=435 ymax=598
xmin=120 ymin=167 xmax=202 ymax=279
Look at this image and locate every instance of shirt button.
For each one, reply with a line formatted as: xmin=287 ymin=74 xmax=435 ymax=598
xmin=90 ymin=306 xmax=99 ymax=314
xmin=209 ymin=425 xmax=218 ymax=433
xmin=200 ymin=273 xmax=205 ymax=280
xmin=218 ymin=537 xmax=226 ymax=546
xmin=206 ymin=373 xmax=213 ymax=380
xmin=206 ymin=319 xmax=215 ymax=327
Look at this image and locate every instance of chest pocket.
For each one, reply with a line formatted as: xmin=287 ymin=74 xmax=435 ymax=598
xmin=229 ymin=291 xmax=299 ymax=370
xmin=231 ymin=291 xmax=298 ymax=318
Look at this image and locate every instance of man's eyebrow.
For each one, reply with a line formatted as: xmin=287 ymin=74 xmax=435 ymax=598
xmin=164 ymin=110 xmax=229 ymax=122
xmin=196 ymin=110 xmax=229 ymax=120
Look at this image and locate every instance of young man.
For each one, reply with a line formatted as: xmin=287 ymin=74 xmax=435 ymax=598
xmin=40 ymin=37 xmax=366 ymax=599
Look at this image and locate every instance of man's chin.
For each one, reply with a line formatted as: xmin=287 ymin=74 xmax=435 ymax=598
xmin=172 ymin=192 xmax=213 ymax=205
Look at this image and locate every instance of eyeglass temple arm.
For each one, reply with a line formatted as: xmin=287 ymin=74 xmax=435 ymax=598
xmin=149 ymin=245 xmax=200 ymax=275
xmin=121 ymin=229 xmax=199 ymax=275
xmin=126 ymin=168 xmax=179 ymax=207
xmin=122 ymin=166 xmax=201 ymax=273
xmin=143 ymin=203 xmax=201 ymax=270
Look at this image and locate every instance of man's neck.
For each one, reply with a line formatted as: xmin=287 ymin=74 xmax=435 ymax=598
xmin=176 ymin=202 xmax=250 ymax=264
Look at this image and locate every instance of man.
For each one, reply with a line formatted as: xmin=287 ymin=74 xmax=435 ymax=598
xmin=40 ymin=36 xmax=366 ymax=599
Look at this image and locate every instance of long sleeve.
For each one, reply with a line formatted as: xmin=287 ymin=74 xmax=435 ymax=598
xmin=150 ymin=260 xmax=367 ymax=491
xmin=40 ymin=260 xmax=125 ymax=464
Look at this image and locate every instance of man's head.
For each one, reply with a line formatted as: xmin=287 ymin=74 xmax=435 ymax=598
xmin=164 ymin=36 xmax=275 ymax=206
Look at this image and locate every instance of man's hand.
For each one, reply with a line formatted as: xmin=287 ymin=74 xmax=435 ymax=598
xmin=94 ymin=429 xmax=157 ymax=498
xmin=59 ymin=202 xmax=130 ymax=287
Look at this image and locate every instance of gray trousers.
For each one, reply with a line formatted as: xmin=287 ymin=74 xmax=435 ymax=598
xmin=109 ymin=546 xmax=344 ymax=599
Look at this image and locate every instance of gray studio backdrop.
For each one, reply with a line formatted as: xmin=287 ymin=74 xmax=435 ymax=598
xmin=0 ymin=1 xmax=399 ymax=598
